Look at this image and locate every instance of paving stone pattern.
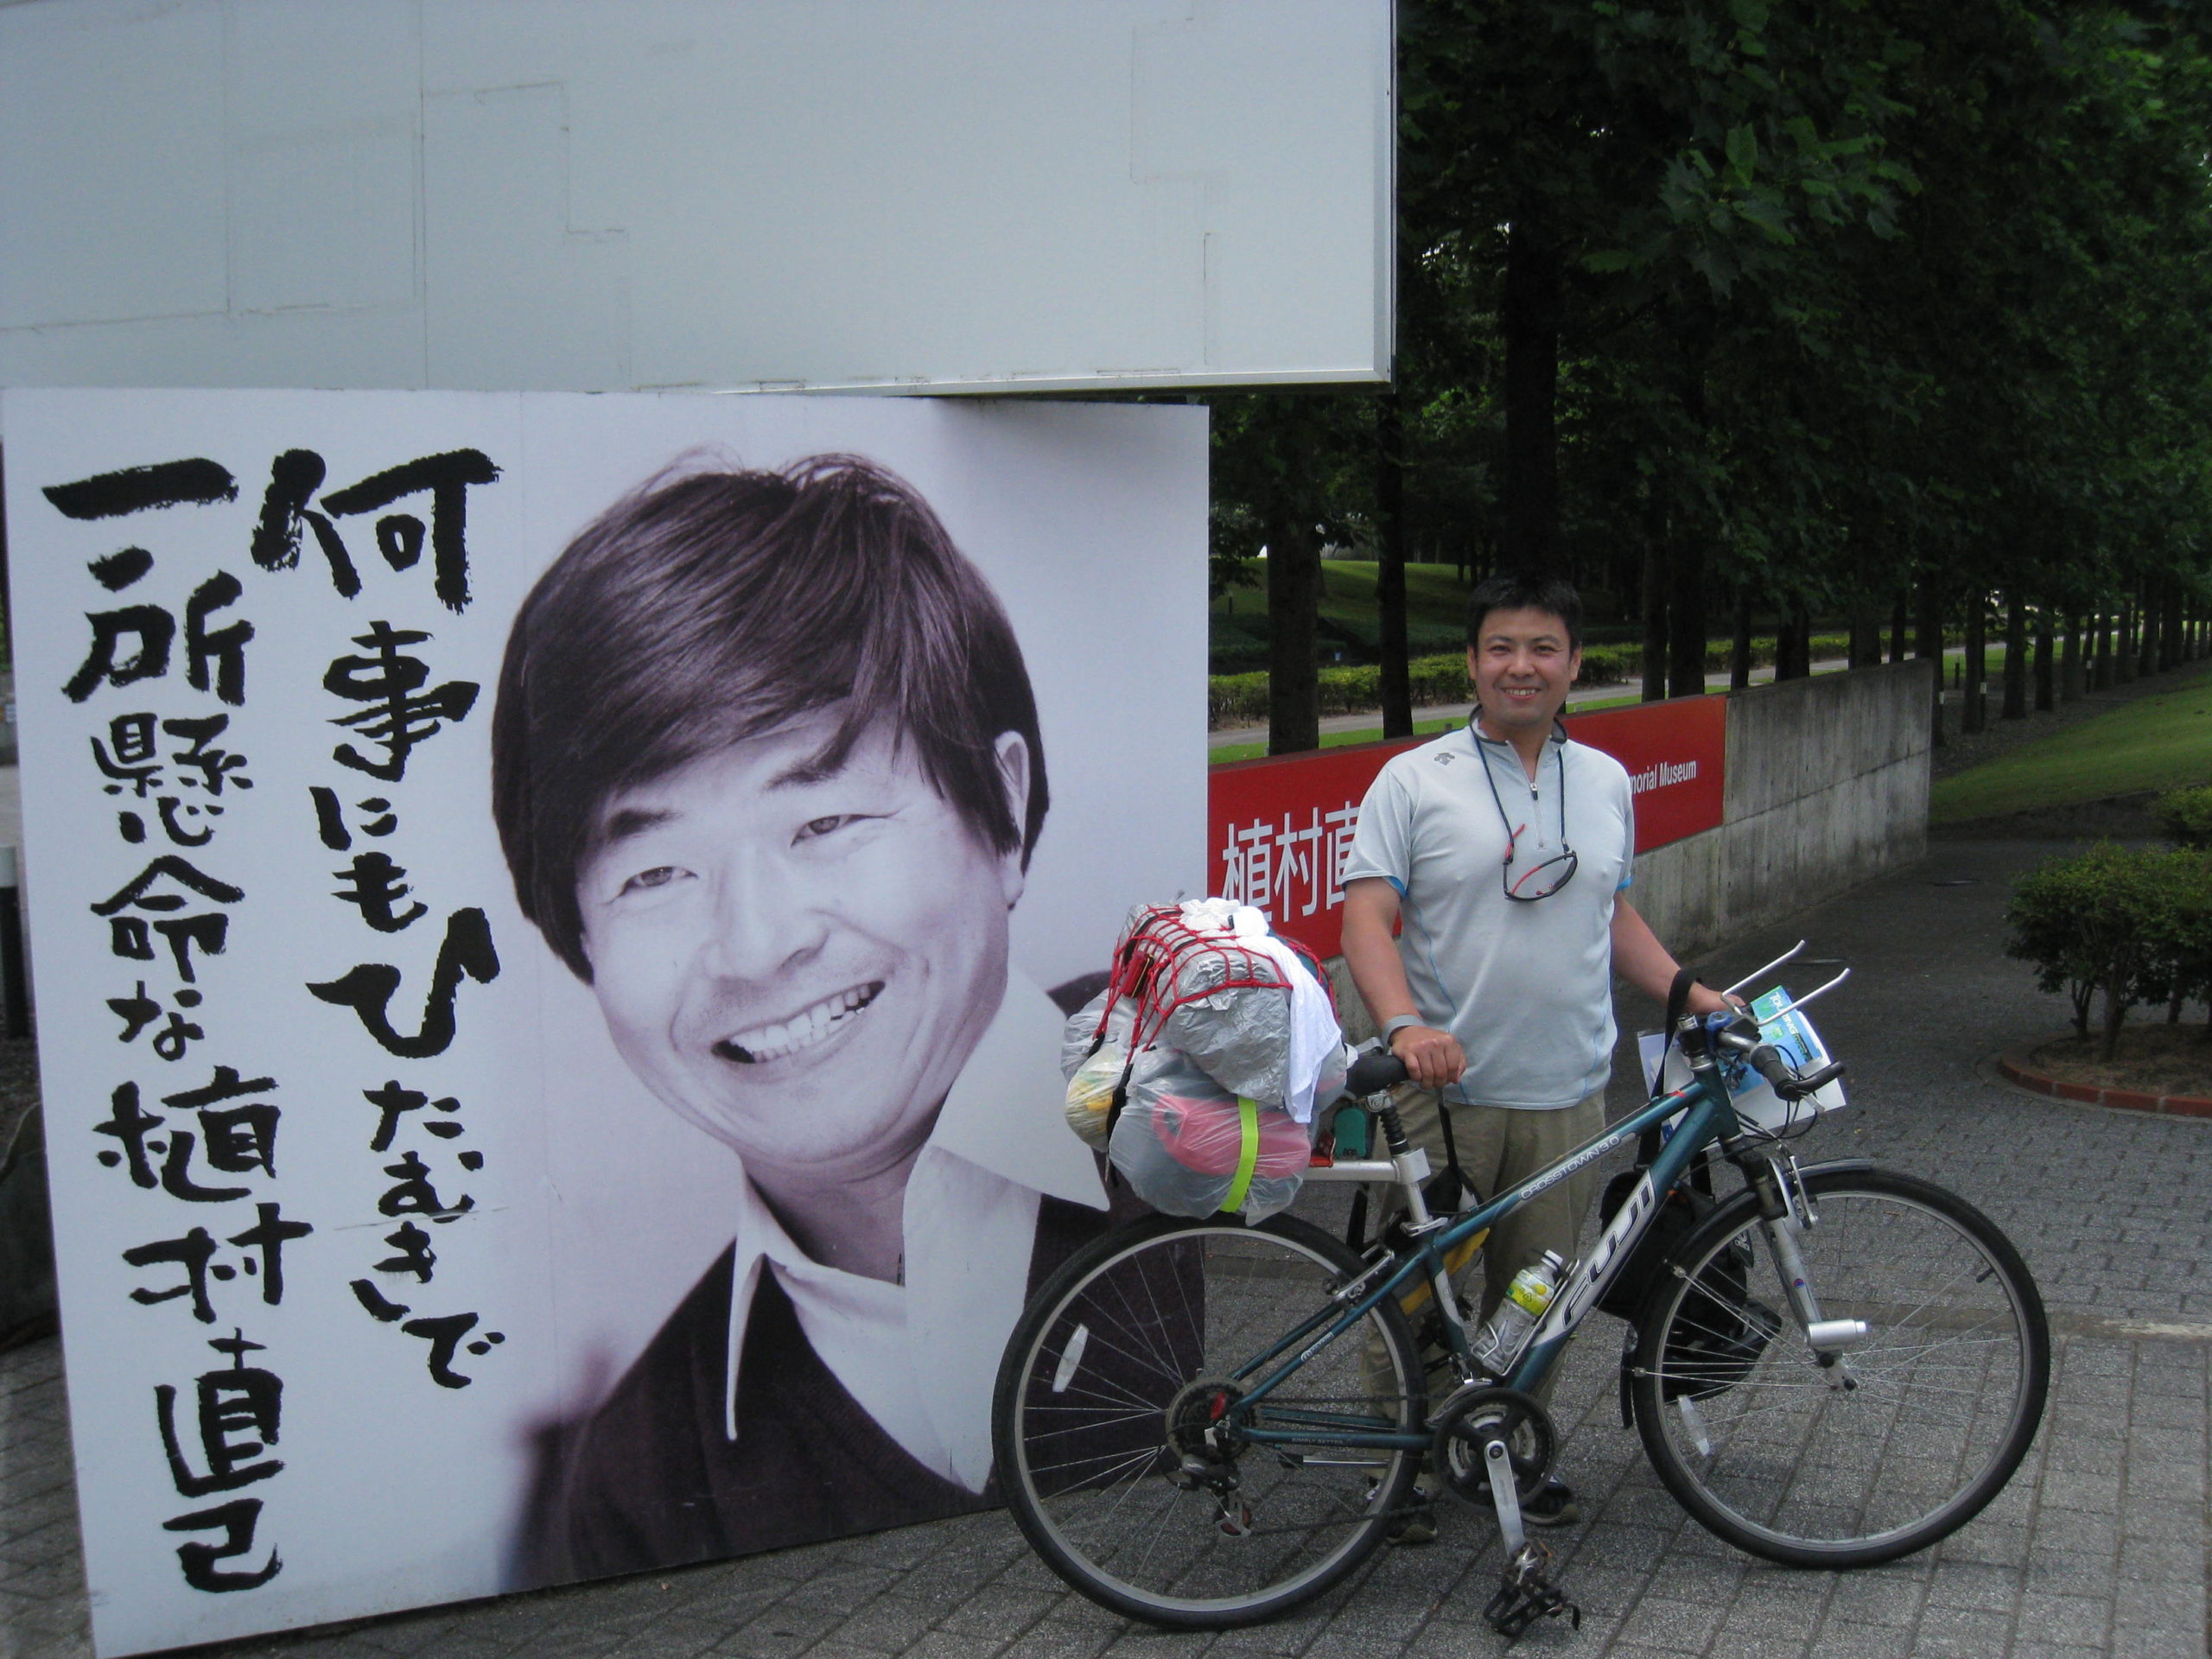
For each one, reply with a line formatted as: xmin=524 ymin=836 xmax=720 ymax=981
xmin=3 ymin=839 xmax=2208 ymax=1659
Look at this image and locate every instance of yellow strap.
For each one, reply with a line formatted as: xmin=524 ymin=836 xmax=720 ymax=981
xmin=1220 ymin=1096 xmax=1262 ymax=1213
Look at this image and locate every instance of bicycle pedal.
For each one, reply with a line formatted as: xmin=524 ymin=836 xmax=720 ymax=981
xmin=1483 ymin=1545 xmax=1581 ymax=1638
xmin=1216 ymin=1501 xmax=1252 ymax=1536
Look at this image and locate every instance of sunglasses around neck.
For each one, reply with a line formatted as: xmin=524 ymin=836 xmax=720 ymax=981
xmin=1474 ymin=730 xmax=1579 ymax=902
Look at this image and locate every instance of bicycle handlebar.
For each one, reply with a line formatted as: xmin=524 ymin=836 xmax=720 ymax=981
xmin=1745 ymin=1042 xmax=1795 ymax=1091
xmin=1347 ymin=1051 xmax=1408 ymax=1098
xmin=1745 ymin=1039 xmax=1846 ymax=1103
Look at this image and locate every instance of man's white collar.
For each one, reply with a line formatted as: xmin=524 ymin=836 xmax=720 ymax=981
xmin=716 ymin=974 xmax=1103 ymax=1486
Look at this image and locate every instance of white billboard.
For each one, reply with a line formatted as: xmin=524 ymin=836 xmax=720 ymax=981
xmin=3 ymin=386 xmax=1205 ymax=1656
xmin=0 ymin=0 xmax=1394 ymax=395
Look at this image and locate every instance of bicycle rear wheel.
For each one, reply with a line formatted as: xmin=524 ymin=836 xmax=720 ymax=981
xmin=992 ymin=1212 xmax=1424 ymax=1629
xmin=1630 ymin=1166 xmax=2049 ymax=1568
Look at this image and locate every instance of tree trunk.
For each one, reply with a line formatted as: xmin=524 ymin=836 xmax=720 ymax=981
xmin=1374 ymin=391 xmax=1412 ymax=739
xmin=1890 ymin=591 xmax=1909 ymax=664
xmin=2061 ymin=614 xmax=2084 ymax=702
xmin=1666 ymin=337 xmax=1711 ymax=701
xmin=1731 ymin=590 xmax=1753 ymax=690
xmin=2163 ymin=573 xmax=2185 ymax=671
xmin=1962 ymin=595 xmax=1986 ymax=734
xmin=1916 ymin=572 xmax=1945 ymax=747
xmin=2094 ymin=605 xmax=2114 ymax=690
xmin=1848 ymin=595 xmax=1885 ymax=670
xmin=2101 ymin=981 xmax=2128 ymax=1065
xmin=1499 ymin=215 xmax=1562 ymax=582
xmin=2032 ymin=611 xmax=2054 ymax=712
xmin=1640 ymin=500 xmax=1669 ymax=702
xmin=1668 ymin=531 xmax=1706 ymax=698
xmin=1266 ymin=517 xmax=1321 ymax=755
xmin=2001 ymin=592 xmax=2028 ymax=720
xmin=2137 ymin=582 xmax=2158 ymax=677
xmin=1776 ymin=607 xmax=1809 ymax=681
xmin=2116 ymin=601 xmax=2137 ymax=684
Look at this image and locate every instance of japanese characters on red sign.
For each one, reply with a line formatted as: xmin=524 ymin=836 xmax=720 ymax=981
xmin=1208 ymin=694 xmax=1729 ymax=956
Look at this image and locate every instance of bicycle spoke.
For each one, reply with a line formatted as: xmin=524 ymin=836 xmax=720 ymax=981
xmin=1633 ymin=1174 xmax=2046 ymax=1567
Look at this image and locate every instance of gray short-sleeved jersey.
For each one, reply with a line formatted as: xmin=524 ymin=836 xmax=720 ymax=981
xmin=1342 ymin=722 xmax=1636 ymax=1109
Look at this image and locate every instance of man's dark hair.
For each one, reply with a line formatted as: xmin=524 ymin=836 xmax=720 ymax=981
xmin=1465 ymin=575 xmax=1584 ymax=651
xmin=492 ymin=453 xmax=1048 ymax=982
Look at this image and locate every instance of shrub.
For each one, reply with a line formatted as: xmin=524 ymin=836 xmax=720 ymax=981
xmin=2005 ymin=844 xmax=2212 ymax=1058
xmin=2152 ymin=785 xmax=2212 ymax=849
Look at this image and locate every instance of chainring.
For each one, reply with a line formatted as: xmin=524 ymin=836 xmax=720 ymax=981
xmin=1430 ymin=1384 xmax=1556 ymax=1507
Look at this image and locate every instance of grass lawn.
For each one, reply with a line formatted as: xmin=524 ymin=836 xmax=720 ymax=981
xmin=1929 ymin=662 xmax=2212 ymax=822
xmin=1213 ymin=561 xmax=1475 ymax=658
xmin=1209 ymin=694 xmax=1642 ymax=766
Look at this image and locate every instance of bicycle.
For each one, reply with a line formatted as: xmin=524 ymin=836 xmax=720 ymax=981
xmin=991 ymin=948 xmax=2050 ymax=1636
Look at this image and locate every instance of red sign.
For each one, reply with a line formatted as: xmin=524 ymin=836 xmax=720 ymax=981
xmin=1566 ymin=694 xmax=1728 ymax=853
xmin=1207 ymin=694 xmax=1729 ymax=956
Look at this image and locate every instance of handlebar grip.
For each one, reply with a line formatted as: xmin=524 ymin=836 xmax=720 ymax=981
xmin=1347 ymin=1051 xmax=1408 ymax=1097
xmin=1747 ymin=1044 xmax=1797 ymax=1090
xmin=1748 ymin=1046 xmax=1847 ymax=1102
xmin=1788 ymin=1059 xmax=1847 ymax=1098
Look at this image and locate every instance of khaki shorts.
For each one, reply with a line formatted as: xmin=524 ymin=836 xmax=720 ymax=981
xmin=1377 ymin=1084 xmax=1607 ymax=1407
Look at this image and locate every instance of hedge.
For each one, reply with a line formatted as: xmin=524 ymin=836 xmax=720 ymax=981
xmin=2152 ymin=785 xmax=2212 ymax=849
xmin=2005 ymin=844 xmax=2212 ymax=1058
xmin=1207 ymin=632 xmax=1860 ymax=726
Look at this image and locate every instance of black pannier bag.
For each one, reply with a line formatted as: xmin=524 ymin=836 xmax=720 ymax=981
xmin=1598 ymin=1159 xmax=1781 ymax=1402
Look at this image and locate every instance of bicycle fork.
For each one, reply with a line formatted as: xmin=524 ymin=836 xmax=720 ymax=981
xmin=1747 ymin=1154 xmax=1870 ymax=1383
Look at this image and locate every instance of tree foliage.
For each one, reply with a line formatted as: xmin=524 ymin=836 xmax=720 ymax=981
xmin=1210 ymin=3 xmax=2212 ymax=750
xmin=2006 ymin=844 xmax=2212 ymax=1056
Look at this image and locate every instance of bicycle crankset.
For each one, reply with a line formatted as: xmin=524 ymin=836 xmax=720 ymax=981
xmin=1430 ymin=1384 xmax=1555 ymax=1506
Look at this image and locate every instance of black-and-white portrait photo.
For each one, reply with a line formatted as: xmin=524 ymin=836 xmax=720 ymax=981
xmin=494 ymin=453 xmax=1132 ymax=1579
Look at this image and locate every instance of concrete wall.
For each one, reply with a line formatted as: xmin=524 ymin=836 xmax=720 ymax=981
xmin=1329 ymin=659 xmax=1935 ymax=1039
xmin=1633 ymin=659 xmax=1933 ymax=960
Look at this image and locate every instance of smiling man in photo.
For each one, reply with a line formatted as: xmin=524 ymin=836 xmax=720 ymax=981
xmin=492 ymin=454 xmax=1109 ymax=1581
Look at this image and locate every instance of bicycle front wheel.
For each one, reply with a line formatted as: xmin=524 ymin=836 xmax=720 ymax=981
xmin=1631 ymin=1166 xmax=2049 ymax=1568
xmin=992 ymin=1212 xmax=1424 ymax=1629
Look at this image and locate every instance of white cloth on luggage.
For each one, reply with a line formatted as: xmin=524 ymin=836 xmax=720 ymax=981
xmin=1175 ymin=899 xmax=1340 ymax=1123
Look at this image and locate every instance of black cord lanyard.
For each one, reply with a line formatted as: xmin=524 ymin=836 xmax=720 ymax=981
xmin=1471 ymin=718 xmax=1578 ymax=899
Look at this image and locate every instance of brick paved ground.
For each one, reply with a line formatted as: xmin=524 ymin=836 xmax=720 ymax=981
xmin=4 ymin=836 xmax=2209 ymax=1658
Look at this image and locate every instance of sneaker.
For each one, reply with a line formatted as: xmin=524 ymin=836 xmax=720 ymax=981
xmin=1385 ymin=1483 xmax=1440 ymax=1546
xmin=1521 ymin=1477 xmax=1581 ymax=1529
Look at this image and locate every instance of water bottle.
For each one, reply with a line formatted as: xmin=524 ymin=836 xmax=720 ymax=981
xmin=1473 ymin=1250 xmax=1567 ymax=1376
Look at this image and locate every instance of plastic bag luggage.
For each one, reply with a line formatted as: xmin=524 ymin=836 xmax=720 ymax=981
xmin=1058 ymin=901 xmax=1351 ymax=1216
xmin=1105 ymin=1046 xmax=1316 ymax=1223
xmin=1060 ymin=988 xmax=1134 ymax=1148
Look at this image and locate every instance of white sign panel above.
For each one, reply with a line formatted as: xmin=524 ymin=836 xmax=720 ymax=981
xmin=0 ymin=0 xmax=1393 ymax=395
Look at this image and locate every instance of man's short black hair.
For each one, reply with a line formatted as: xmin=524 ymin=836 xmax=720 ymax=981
xmin=1465 ymin=575 xmax=1585 ymax=652
xmin=492 ymin=453 xmax=1048 ymax=982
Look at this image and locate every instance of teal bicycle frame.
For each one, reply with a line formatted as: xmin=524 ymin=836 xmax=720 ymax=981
xmin=1223 ymin=1074 xmax=1738 ymax=1453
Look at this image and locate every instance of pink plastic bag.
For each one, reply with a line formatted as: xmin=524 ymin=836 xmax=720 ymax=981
xmin=1148 ymin=1090 xmax=1312 ymax=1179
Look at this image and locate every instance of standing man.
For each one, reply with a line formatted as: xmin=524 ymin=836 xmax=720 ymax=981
xmin=1339 ymin=575 xmax=1732 ymax=1530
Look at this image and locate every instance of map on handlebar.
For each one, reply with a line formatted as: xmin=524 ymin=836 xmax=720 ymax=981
xmin=1637 ymin=986 xmax=1848 ymax=1134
